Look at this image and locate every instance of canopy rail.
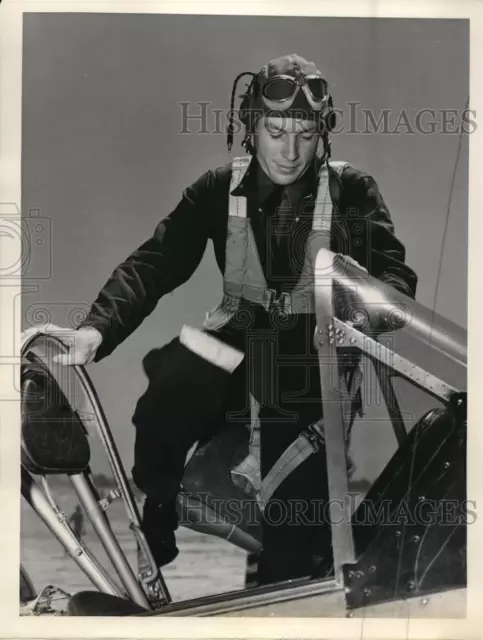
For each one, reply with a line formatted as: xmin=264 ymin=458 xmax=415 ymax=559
xmin=371 ymin=358 xmax=408 ymax=447
xmin=313 ymin=248 xmax=467 ymax=587
xmin=314 ymin=250 xmax=356 ymax=586
xmin=21 ymin=467 xmax=123 ymax=597
xmin=20 ymin=332 xmax=171 ymax=609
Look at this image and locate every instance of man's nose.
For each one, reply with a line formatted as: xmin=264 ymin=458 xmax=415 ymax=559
xmin=282 ymin=135 xmax=299 ymax=162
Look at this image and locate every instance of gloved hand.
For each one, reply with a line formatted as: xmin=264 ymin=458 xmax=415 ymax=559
xmin=21 ymin=324 xmax=103 ymax=365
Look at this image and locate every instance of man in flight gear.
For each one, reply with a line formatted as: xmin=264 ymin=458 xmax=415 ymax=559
xmin=27 ymin=54 xmax=418 ymax=585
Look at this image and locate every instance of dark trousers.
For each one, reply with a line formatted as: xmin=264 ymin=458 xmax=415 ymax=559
xmin=132 ymin=326 xmax=332 ymax=585
xmin=255 ymin=325 xmax=331 ymax=584
xmin=132 ymin=337 xmax=245 ymax=502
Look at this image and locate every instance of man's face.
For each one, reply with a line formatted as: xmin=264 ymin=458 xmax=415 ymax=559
xmin=254 ymin=116 xmax=320 ymax=185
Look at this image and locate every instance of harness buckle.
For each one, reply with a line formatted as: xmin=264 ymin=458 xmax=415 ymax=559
xmin=263 ymin=288 xmax=277 ymax=310
xmin=304 ymin=422 xmax=325 ymax=452
xmin=263 ymin=289 xmax=291 ymax=314
xmin=277 ymin=292 xmax=291 ymax=314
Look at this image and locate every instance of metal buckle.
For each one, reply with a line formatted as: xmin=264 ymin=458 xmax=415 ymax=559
xmin=263 ymin=288 xmax=276 ymax=310
xmin=304 ymin=422 xmax=325 ymax=452
xmin=263 ymin=289 xmax=291 ymax=314
xmin=277 ymin=292 xmax=291 ymax=314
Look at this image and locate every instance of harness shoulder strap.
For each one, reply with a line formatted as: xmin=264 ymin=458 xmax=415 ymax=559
xmin=229 ymin=156 xmax=252 ymax=219
xmin=329 ymin=160 xmax=350 ymax=177
xmin=312 ymin=160 xmax=349 ymax=234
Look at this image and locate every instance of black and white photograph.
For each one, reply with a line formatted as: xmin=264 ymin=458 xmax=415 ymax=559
xmin=0 ymin=2 xmax=478 ymax=631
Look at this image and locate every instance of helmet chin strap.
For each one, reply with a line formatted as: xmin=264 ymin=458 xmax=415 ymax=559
xmin=241 ymin=130 xmax=256 ymax=155
xmin=319 ymin=131 xmax=331 ymax=162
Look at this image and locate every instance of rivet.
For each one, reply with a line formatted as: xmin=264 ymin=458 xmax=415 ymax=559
xmin=328 ymin=324 xmax=334 ymax=330
xmin=317 ymin=328 xmax=323 ymax=335
xmin=338 ymin=338 xmax=344 ymax=344
xmin=258 ymin=207 xmax=263 ymax=213
xmin=444 ymin=461 xmax=450 ymax=469
xmin=412 ymin=535 xmax=421 ymax=543
xmin=363 ymin=588 xmax=371 ymax=597
xmin=457 ymin=398 xmax=463 ymax=406
xmin=329 ymin=339 xmax=334 ymax=345
xmin=355 ymin=570 xmax=364 ymax=579
xmin=369 ymin=565 xmax=376 ymax=574
xmin=318 ymin=340 xmax=324 ymax=346
xmin=295 ymin=217 xmax=299 ymax=222
xmin=421 ymin=598 xmax=429 ymax=607
xmin=350 ymin=338 xmax=356 ymax=344
xmin=347 ymin=611 xmax=354 ymax=618
xmin=418 ymin=496 xmax=426 ymax=502
xmin=395 ymin=530 xmax=402 ymax=537
xmin=407 ymin=580 xmax=416 ymax=591
xmin=347 ymin=570 xmax=355 ymax=580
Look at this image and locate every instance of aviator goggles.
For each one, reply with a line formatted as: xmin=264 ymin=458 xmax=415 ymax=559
xmin=260 ymin=74 xmax=330 ymax=111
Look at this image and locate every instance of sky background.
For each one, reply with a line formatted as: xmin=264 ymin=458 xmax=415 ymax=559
xmin=21 ymin=14 xmax=469 ymax=480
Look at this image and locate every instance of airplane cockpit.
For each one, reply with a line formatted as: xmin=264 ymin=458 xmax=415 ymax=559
xmin=19 ymin=249 xmax=467 ymax=618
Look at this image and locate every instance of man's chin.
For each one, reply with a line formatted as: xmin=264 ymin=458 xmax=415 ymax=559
xmin=270 ymin=167 xmax=302 ymax=185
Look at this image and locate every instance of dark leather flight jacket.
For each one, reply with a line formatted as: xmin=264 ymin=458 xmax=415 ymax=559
xmin=78 ymin=156 xmax=418 ymax=364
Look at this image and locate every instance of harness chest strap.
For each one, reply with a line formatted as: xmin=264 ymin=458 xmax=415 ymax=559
xmin=227 ymin=156 xmax=349 ymax=313
xmin=203 ymin=156 xmax=350 ymax=330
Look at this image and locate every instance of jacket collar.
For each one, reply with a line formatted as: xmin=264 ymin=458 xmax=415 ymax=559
xmin=230 ymin=154 xmax=322 ymax=205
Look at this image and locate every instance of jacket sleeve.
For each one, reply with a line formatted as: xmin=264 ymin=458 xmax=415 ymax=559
xmin=77 ymin=169 xmax=215 ymax=361
xmin=342 ymin=168 xmax=418 ymax=299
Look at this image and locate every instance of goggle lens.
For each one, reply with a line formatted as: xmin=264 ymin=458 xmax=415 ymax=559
xmin=263 ymin=77 xmax=296 ymax=101
xmin=262 ymin=76 xmax=327 ymax=103
xmin=306 ymin=77 xmax=326 ymax=101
